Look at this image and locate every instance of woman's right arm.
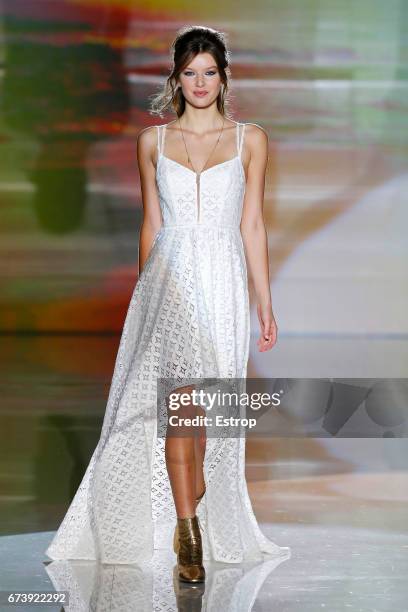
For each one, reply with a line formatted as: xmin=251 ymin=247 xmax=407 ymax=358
xmin=136 ymin=126 xmax=163 ymax=275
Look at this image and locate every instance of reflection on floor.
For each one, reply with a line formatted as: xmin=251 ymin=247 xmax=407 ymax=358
xmin=1 ymin=467 xmax=407 ymax=611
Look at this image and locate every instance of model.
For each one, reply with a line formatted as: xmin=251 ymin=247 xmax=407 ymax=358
xmin=45 ymin=25 xmax=291 ymax=584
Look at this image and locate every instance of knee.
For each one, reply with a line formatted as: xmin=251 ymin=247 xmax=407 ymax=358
xmin=166 ymin=384 xmax=194 ymax=410
xmin=165 ymin=384 xmax=200 ymax=419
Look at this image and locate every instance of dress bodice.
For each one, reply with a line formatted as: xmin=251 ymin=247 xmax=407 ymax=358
xmin=155 ymin=122 xmax=246 ymax=230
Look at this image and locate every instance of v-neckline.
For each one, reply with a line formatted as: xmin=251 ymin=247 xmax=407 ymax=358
xmin=159 ymin=153 xmax=241 ymax=177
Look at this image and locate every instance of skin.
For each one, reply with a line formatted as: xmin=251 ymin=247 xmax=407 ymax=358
xmin=136 ymin=52 xmax=277 ymax=519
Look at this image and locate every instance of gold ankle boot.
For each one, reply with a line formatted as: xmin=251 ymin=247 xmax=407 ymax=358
xmin=175 ymin=515 xmax=205 ymax=583
xmin=173 ymin=486 xmax=206 ymax=555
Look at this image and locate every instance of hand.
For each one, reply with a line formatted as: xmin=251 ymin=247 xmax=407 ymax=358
xmin=256 ymin=302 xmax=278 ymax=352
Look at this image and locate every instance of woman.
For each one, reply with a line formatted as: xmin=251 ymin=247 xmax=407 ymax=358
xmin=45 ymin=25 xmax=290 ymax=585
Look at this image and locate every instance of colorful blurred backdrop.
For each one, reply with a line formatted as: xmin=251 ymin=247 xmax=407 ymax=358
xmin=0 ymin=0 xmax=407 ymax=535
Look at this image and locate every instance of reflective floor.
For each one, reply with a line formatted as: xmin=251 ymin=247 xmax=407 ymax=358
xmin=1 ymin=467 xmax=407 ymax=611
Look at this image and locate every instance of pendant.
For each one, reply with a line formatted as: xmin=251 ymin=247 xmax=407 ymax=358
xmin=196 ymin=172 xmax=201 ymax=222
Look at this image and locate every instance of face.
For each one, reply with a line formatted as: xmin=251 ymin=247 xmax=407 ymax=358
xmin=177 ymin=52 xmax=222 ymax=107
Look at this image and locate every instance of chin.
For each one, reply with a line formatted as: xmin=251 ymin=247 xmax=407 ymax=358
xmin=190 ymin=96 xmax=215 ymax=105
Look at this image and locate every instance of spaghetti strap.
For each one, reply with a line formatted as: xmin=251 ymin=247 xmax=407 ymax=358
xmin=237 ymin=122 xmax=246 ymax=159
xmin=156 ymin=125 xmax=161 ymax=155
xmin=156 ymin=124 xmax=167 ymax=155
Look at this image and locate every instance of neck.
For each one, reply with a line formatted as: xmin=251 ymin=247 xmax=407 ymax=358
xmin=178 ymin=104 xmax=225 ymax=134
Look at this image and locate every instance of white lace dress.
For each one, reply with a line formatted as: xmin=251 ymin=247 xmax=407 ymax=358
xmin=45 ymin=121 xmax=291 ymax=565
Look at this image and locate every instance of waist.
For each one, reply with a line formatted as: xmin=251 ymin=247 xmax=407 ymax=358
xmin=160 ymin=223 xmax=241 ymax=233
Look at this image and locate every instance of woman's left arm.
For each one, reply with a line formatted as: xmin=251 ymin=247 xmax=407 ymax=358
xmin=240 ymin=124 xmax=277 ymax=352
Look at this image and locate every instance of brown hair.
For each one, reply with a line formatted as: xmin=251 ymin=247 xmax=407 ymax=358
xmin=149 ymin=25 xmax=233 ymax=119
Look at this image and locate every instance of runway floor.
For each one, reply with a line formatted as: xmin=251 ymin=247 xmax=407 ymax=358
xmin=1 ymin=467 xmax=407 ymax=611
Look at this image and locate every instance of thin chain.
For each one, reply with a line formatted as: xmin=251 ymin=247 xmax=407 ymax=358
xmin=178 ymin=115 xmax=225 ymax=175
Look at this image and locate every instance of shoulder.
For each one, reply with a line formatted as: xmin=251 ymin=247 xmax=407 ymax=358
xmin=240 ymin=123 xmax=268 ymax=165
xmin=242 ymin=122 xmax=268 ymax=145
xmin=136 ymin=125 xmax=162 ymax=166
xmin=137 ymin=124 xmax=160 ymax=150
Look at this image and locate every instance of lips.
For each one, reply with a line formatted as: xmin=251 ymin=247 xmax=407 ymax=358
xmin=194 ymin=91 xmax=208 ymax=97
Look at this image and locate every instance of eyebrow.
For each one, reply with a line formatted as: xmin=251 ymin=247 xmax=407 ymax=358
xmin=184 ymin=65 xmax=218 ymax=70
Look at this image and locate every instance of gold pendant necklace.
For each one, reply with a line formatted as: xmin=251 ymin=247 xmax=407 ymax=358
xmin=179 ymin=116 xmax=225 ymax=222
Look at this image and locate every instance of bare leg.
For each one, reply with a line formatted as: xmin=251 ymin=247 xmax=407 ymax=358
xmin=194 ymin=423 xmax=206 ymax=499
xmin=165 ymin=384 xmax=206 ymax=518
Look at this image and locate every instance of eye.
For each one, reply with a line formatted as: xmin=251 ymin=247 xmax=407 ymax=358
xmin=183 ymin=70 xmax=218 ymax=76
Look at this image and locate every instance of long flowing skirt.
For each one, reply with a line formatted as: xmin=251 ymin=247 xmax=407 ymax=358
xmin=45 ymin=227 xmax=291 ymax=564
